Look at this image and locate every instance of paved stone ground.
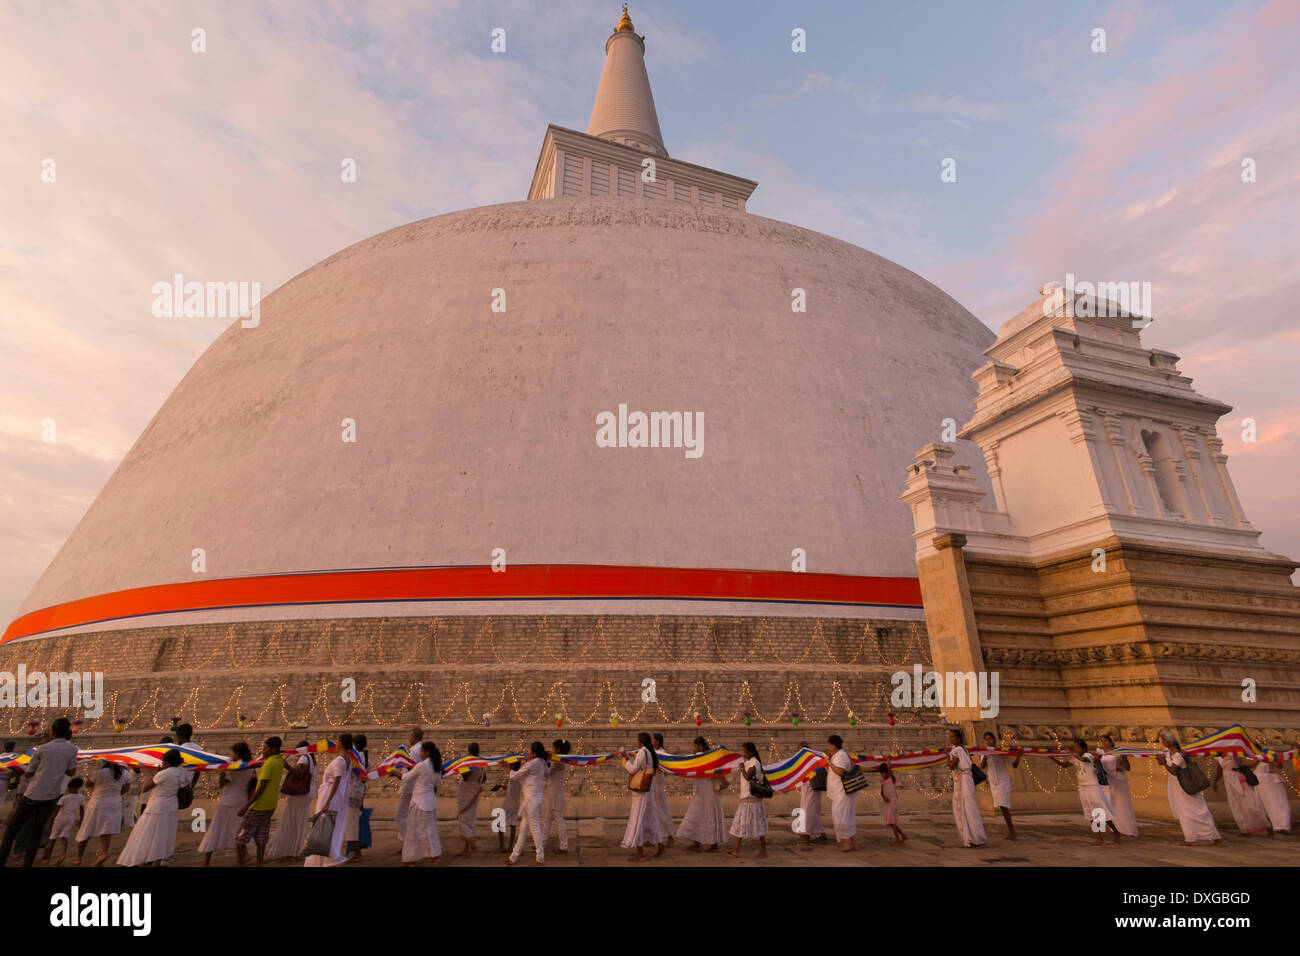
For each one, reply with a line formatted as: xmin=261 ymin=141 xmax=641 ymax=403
xmin=29 ymin=806 xmax=1298 ymax=867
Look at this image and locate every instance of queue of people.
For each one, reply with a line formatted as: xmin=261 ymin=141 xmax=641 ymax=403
xmin=2 ymin=719 xmax=1294 ymax=866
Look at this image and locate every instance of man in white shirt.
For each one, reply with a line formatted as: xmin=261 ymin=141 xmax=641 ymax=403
xmin=0 ymin=718 xmax=79 ymax=867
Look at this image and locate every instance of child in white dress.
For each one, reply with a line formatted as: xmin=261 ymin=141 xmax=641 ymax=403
xmin=43 ymin=778 xmax=85 ymax=865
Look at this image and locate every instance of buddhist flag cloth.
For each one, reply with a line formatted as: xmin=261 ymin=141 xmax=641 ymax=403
xmin=762 ymin=747 xmax=826 ymax=791
xmin=2 ymin=725 xmax=1294 ymax=775
xmin=656 ymin=747 xmax=742 ymax=777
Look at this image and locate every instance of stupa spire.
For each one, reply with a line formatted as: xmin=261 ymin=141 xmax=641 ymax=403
xmin=587 ymin=5 xmax=668 ymax=157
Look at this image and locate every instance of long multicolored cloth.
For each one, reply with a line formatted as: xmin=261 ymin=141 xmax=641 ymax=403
xmin=0 ymin=741 xmax=335 ymax=773
xmin=1 ymin=725 xmax=1294 ymax=778
xmin=656 ymin=747 xmax=742 ymax=777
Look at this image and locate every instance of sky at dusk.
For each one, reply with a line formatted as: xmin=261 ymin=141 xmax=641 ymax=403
xmin=2 ymin=0 xmax=1297 ymax=625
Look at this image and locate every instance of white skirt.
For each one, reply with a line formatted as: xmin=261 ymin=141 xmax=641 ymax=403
xmin=952 ymin=772 xmax=987 ymax=846
xmin=267 ymin=793 xmax=313 ymax=857
xmin=799 ymin=785 xmax=826 ymax=835
xmin=49 ymin=811 xmax=79 ymax=840
xmin=651 ymin=773 xmax=673 ymax=835
xmin=197 ymin=803 xmax=242 ymax=853
xmin=1103 ymin=775 xmax=1139 ymax=836
xmin=116 ymin=806 xmax=178 ymax=866
xmin=829 ymin=788 xmax=857 ymax=840
xmin=1167 ymin=776 xmax=1221 ymax=843
xmin=677 ymin=780 xmax=727 ymax=845
xmin=1077 ymin=783 xmax=1115 ymax=826
xmin=1256 ymin=772 xmax=1292 ymax=832
xmin=402 ymin=805 xmax=442 ymax=862
xmin=729 ymin=797 xmax=768 ymax=838
xmin=621 ymin=791 xmax=663 ymax=848
xmin=77 ymin=799 xmax=124 ymax=841
xmin=1222 ymin=772 xmax=1270 ymax=834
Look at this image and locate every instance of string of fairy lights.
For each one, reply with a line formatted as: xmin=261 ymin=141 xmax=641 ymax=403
xmin=0 ymin=616 xmax=934 ymax=675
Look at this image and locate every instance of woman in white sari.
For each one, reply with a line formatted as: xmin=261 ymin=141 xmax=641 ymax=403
xmin=400 ymin=743 xmax=443 ymax=865
xmin=1254 ymin=759 xmax=1292 ymax=834
xmin=620 ymin=732 xmax=664 ymax=861
xmin=116 ymin=749 xmax=186 ymax=867
xmin=1097 ymin=734 xmax=1138 ymax=837
xmin=677 ymin=735 xmax=727 ymax=851
xmin=947 ymin=728 xmax=986 ymax=848
xmin=304 ymin=732 xmax=353 ymax=866
xmin=1051 ymin=738 xmax=1119 ymax=845
xmin=75 ymin=760 xmax=130 ymax=866
xmin=1210 ymin=754 xmax=1271 ymax=836
xmin=824 ymin=735 xmax=858 ymax=851
xmin=456 ymin=742 xmax=486 ymax=856
xmin=650 ymin=732 xmax=674 ymax=847
xmin=1155 ymin=730 xmax=1223 ymax=846
xmin=197 ymin=742 xmax=255 ymax=864
xmin=267 ymin=742 xmax=317 ymax=860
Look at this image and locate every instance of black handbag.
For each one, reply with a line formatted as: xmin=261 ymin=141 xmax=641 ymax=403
xmin=1232 ymin=756 xmax=1259 ymax=787
xmin=841 ymin=764 xmax=871 ymax=794
xmin=1094 ymin=755 xmax=1109 ymax=787
xmin=1175 ymin=756 xmax=1210 ymax=795
xmin=970 ymin=763 xmax=988 ymax=786
xmin=810 ymin=767 xmax=828 ymax=792
xmin=746 ymin=762 xmax=773 ymax=799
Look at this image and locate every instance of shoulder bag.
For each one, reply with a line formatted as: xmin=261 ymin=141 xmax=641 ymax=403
xmin=841 ymin=764 xmax=871 ymax=794
xmin=1232 ymin=756 xmax=1259 ymax=787
xmin=282 ymin=760 xmax=311 ymax=796
xmin=748 ymin=762 xmax=774 ymax=799
xmin=302 ymin=809 xmax=336 ymax=857
xmin=1175 ymin=755 xmax=1211 ymax=795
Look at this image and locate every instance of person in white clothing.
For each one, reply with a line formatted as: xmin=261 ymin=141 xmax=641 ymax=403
xmin=1155 ymin=731 xmax=1223 ymax=846
xmin=1210 ymin=754 xmax=1272 ymax=836
xmin=117 ymin=750 xmax=187 ymax=867
xmin=503 ymin=742 xmax=547 ymax=866
xmin=1254 ymin=759 xmax=1292 ymax=834
xmin=977 ymin=731 xmax=1021 ymax=840
xmin=267 ymin=742 xmax=317 ymax=860
xmin=304 ymin=732 xmax=353 ymax=867
xmin=1097 ymin=735 xmax=1139 ymax=837
xmin=198 ymin=742 xmax=255 ymax=865
xmin=727 ymin=741 xmax=769 ymax=858
xmin=395 ymin=740 xmax=423 ymax=844
xmin=455 ymin=742 xmax=486 ymax=857
xmin=1051 ymin=738 xmax=1120 ymax=845
xmin=75 ymin=761 xmax=130 ymax=866
xmin=620 ymin=733 xmax=665 ymax=861
xmin=399 ymin=742 xmax=443 ymax=866
xmin=793 ymin=739 xmax=827 ymax=847
xmin=947 ymin=728 xmax=987 ymax=848
xmin=677 ymin=735 xmax=728 ymax=851
xmin=42 ymin=778 xmax=85 ymax=865
xmin=650 ymin=732 xmax=674 ymax=847
xmin=825 ymin=734 xmax=858 ymax=851
xmin=542 ymin=738 xmax=571 ymax=854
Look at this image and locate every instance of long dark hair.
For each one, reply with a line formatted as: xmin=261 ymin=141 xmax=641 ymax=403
xmin=741 ymin=741 xmax=759 ymax=759
xmin=105 ymin=760 xmax=124 ymax=781
xmin=529 ymin=741 xmax=548 ymax=761
xmin=552 ymin=738 xmax=571 ymax=755
xmin=231 ymin=742 xmax=253 ymax=763
xmin=652 ymin=732 xmax=665 ymax=750
xmin=425 ymin=742 xmax=443 ymax=774
xmin=693 ymin=736 xmax=708 ymax=752
xmin=337 ymin=732 xmax=354 ymax=755
xmin=637 ymin=732 xmax=658 ymax=770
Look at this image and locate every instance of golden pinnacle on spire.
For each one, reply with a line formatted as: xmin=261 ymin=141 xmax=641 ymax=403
xmin=616 ymin=4 xmax=635 ymax=32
